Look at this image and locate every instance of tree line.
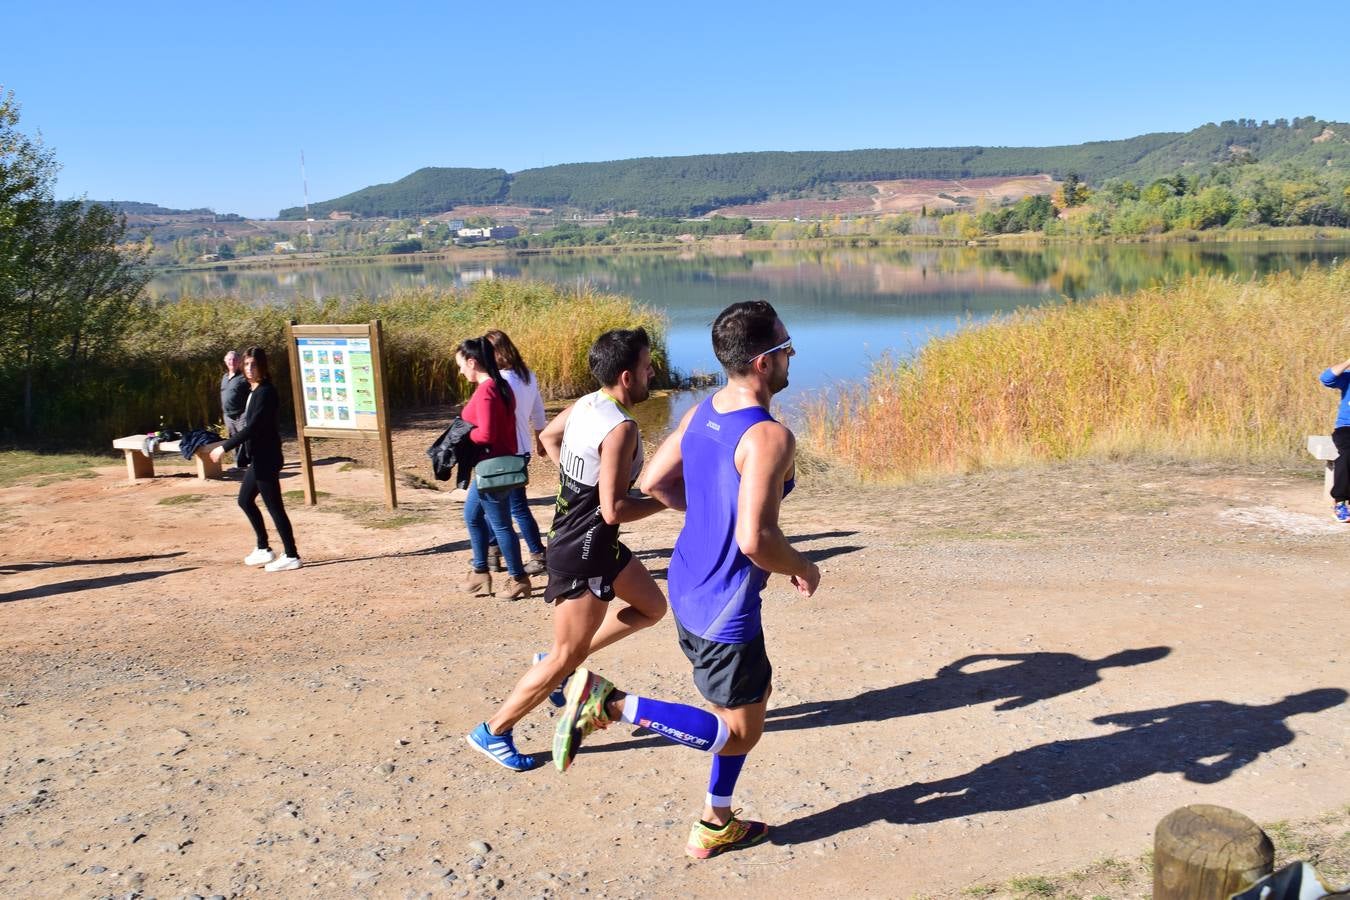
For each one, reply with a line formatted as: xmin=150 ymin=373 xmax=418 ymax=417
xmin=505 ymin=215 xmax=753 ymax=249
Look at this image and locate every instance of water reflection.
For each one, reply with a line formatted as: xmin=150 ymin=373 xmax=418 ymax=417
xmin=148 ymin=241 xmax=1348 ymax=420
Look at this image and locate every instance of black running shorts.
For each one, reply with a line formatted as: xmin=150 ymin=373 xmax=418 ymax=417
xmin=543 ymin=542 xmax=633 ymax=604
xmin=675 ymin=616 xmax=772 ymax=708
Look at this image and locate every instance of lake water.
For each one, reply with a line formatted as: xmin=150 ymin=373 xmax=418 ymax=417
xmin=148 ymin=241 xmax=1348 ymax=425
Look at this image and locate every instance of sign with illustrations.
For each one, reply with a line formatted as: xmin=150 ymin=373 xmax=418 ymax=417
xmin=296 ymin=336 xmax=377 ymax=430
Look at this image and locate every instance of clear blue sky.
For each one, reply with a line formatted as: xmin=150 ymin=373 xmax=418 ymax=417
xmin=8 ymin=0 xmax=1348 ymax=219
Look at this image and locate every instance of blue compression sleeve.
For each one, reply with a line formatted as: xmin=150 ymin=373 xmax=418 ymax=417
xmin=621 ymin=694 xmax=728 ymax=753
xmin=707 ymin=753 xmax=746 ymax=807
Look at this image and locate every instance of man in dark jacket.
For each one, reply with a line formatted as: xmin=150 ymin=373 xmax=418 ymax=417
xmin=221 ymin=350 xmax=250 ymax=470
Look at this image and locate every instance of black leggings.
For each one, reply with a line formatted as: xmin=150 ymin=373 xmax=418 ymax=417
xmin=1333 ymin=427 xmax=1350 ymax=502
xmin=239 ymin=467 xmax=298 ymax=558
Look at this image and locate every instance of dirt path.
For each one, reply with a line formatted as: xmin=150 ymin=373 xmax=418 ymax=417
xmin=1 ymin=439 xmax=1347 ymax=899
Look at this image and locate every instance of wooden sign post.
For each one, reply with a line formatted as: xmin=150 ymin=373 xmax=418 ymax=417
xmin=284 ymin=320 xmax=398 ymax=509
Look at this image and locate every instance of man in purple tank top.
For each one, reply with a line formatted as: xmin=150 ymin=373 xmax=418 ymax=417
xmin=550 ymin=301 xmax=821 ymax=859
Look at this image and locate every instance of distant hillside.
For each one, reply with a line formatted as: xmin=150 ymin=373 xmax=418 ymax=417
xmin=283 ymin=118 xmax=1350 ymax=219
xmin=84 ymin=200 xmax=222 ymax=216
xmin=279 ymin=167 xmax=509 ymax=220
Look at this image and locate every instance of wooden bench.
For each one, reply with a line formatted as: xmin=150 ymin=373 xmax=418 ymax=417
xmin=1306 ymin=435 xmax=1338 ymax=501
xmin=112 ymin=435 xmax=227 ymax=482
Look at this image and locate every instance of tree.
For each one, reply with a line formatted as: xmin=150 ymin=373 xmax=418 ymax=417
xmin=0 ymin=89 xmax=54 ymax=352
xmin=1056 ymin=172 xmax=1090 ymax=208
xmin=0 ymin=88 xmax=149 ymax=433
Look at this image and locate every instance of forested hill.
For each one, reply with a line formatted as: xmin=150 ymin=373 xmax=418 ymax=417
xmin=278 ymin=117 xmax=1350 ymax=219
xmin=279 ymin=167 xmax=510 ymax=219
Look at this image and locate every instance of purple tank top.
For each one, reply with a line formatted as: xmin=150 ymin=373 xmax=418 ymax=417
xmin=669 ymin=397 xmax=794 ymax=643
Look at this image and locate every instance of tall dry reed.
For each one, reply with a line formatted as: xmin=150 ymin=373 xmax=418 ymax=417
xmin=805 ymin=265 xmax=1350 ymax=480
xmin=109 ymin=280 xmax=666 ymax=439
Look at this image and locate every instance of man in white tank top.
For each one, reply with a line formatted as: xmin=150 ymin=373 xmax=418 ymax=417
xmin=466 ymin=328 xmax=670 ymax=771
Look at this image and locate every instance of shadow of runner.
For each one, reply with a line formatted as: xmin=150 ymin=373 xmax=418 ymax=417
xmin=0 ymin=568 xmax=199 ymax=603
xmin=1 ymin=552 xmax=186 ymax=576
xmin=574 ymin=647 xmax=1173 ymax=759
xmin=767 ymin=647 xmax=1172 ymax=732
xmin=772 ymin=688 xmax=1348 ymax=845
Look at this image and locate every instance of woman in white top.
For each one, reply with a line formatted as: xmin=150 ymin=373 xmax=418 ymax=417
xmin=486 ymin=330 xmax=548 ymax=574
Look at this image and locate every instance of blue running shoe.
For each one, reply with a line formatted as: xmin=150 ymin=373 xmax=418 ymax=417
xmin=465 ymin=722 xmax=537 ymax=772
xmin=1336 ymin=502 xmax=1350 ymax=524
xmin=532 ymin=651 xmax=572 ymax=708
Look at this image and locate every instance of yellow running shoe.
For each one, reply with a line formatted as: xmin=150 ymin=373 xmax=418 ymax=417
xmin=553 ymin=667 xmax=615 ymax=772
xmin=685 ymin=811 xmax=771 ymax=859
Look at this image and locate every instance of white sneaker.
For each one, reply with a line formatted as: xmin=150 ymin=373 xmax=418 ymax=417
xmin=264 ymin=555 xmax=302 ymax=572
xmin=244 ymin=548 xmax=275 ymax=567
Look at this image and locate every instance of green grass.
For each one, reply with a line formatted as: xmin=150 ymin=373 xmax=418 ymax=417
xmin=1265 ymin=820 xmax=1309 ymax=857
xmin=283 ymin=490 xmax=331 ymax=501
xmin=1006 ymin=875 xmax=1058 ymax=897
xmin=0 ymin=451 xmax=110 ymax=487
xmin=157 ymin=493 xmax=207 ymax=506
xmin=282 ymin=490 xmax=429 ymax=530
xmin=806 ymin=265 xmax=1350 ymax=481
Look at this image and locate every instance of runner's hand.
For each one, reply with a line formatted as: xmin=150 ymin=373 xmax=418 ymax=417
xmin=209 ymin=446 xmax=225 ymax=464
xmin=790 ymin=562 xmax=821 ymax=598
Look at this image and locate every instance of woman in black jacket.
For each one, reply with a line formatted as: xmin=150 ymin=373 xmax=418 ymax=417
xmin=209 ymin=346 xmax=301 ymax=571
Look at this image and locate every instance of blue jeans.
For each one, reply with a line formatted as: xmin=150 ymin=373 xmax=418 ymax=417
xmin=465 ymin=479 xmax=524 ymax=577
xmin=506 ymin=485 xmax=545 ymax=555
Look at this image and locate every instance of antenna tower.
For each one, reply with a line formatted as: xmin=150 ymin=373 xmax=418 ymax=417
xmin=300 ymin=150 xmax=313 ymax=244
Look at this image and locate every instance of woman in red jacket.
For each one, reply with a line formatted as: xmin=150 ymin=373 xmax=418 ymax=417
xmin=457 ymin=336 xmax=530 ymax=599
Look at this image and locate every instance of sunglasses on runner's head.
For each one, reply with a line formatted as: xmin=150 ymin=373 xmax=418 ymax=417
xmin=750 ymin=337 xmax=794 ymax=363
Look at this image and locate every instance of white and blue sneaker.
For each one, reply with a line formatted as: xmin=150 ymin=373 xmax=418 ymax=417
xmin=1336 ymin=501 xmax=1350 ymax=524
xmin=532 ymin=651 xmax=572 ymax=708
xmin=465 ymin=723 xmax=536 ymax=772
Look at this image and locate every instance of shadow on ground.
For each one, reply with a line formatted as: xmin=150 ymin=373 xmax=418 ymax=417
xmin=766 ymin=647 xmax=1172 ymax=731
xmin=301 ymin=539 xmax=472 ymax=569
xmin=1 ymin=551 xmax=186 ymax=576
xmin=0 ymin=567 xmax=200 ymax=603
xmin=581 ymin=646 xmax=1171 ymax=759
xmin=772 ymin=688 xmax=1347 ymax=844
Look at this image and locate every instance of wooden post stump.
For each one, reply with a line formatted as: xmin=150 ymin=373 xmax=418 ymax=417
xmin=1307 ymin=435 xmax=1338 ymax=503
xmin=1154 ymin=804 xmax=1273 ymax=900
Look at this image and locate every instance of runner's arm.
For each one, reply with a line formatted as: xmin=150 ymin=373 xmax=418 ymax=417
xmin=735 ymin=421 xmax=820 ymax=598
xmin=530 ymin=380 xmax=547 ymax=456
xmin=539 ymin=403 xmax=573 ymax=466
xmin=638 ymin=404 xmax=698 ymax=511
xmin=1330 ymin=358 xmax=1350 ymax=377
xmin=598 ymin=420 xmax=666 ymax=525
